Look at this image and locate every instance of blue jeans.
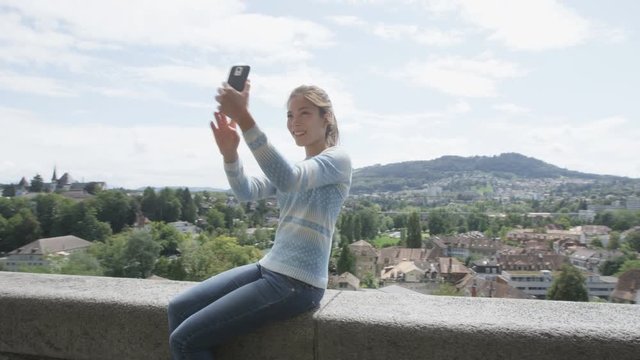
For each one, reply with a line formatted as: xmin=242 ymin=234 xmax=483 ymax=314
xmin=168 ymin=263 xmax=324 ymax=360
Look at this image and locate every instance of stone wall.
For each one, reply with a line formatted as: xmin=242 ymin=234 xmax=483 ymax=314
xmin=1 ymin=272 xmax=639 ymax=360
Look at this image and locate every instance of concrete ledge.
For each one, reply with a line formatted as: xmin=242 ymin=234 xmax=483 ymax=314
xmin=1 ymin=272 xmax=639 ymax=360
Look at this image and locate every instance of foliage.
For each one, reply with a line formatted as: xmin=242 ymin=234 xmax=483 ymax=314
xmin=547 ymin=264 xmax=588 ymax=302
xmin=361 ymin=272 xmax=378 ymax=288
xmin=336 ymin=245 xmax=356 ymax=275
xmin=92 ymin=230 xmax=162 ymax=278
xmin=2 ymin=184 xmax=16 ymax=197
xmin=180 ymin=234 xmax=261 ymax=281
xmin=371 ymin=234 xmax=400 ymax=249
xmin=406 ymin=211 xmax=422 ymax=248
xmin=29 ymin=174 xmax=44 ymax=193
xmin=92 ymin=190 xmax=136 ymax=233
xmin=616 ymin=259 xmax=640 ymax=276
xmin=432 ymin=283 xmax=461 ymax=296
xmin=625 ymin=230 xmax=640 ymax=252
xmin=599 ymin=256 xmax=626 ymax=276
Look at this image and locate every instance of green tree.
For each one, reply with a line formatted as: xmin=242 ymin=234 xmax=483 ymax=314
xmin=206 ymin=208 xmax=226 ymax=230
xmin=141 ymin=187 xmax=159 ymax=220
xmin=547 ymin=264 xmax=588 ymax=302
xmin=158 ymin=188 xmax=182 ymax=222
xmin=150 ymin=221 xmax=185 ymax=256
xmin=406 ymin=211 xmax=422 ymax=248
xmin=93 ymin=230 xmax=162 ymax=278
xmin=58 ymin=251 xmax=104 ymax=276
xmin=428 ymin=209 xmax=447 ymax=235
xmin=2 ymin=184 xmax=16 ymax=197
xmin=93 ymin=190 xmax=136 ymax=233
xmin=353 ymin=215 xmax=362 ymax=241
xmin=153 ymin=256 xmax=187 ymax=280
xmin=599 ymin=256 xmax=626 ymax=276
xmin=3 ymin=209 xmax=42 ymax=252
xmin=34 ymin=193 xmax=71 ymax=237
xmin=361 ymin=272 xmax=378 ymax=288
xmin=180 ymin=234 xmax=261 ymax=281
xmin=625 ymin=230 xmax=640 ymax=252
xmin=29 ymin=174 xmax=44 ymax=193
xmin=607 ymin=231 xmax=620 ymax=250
xmin=178 ymin=188 xmax=197 ymax=223
xmin=336 ymin=245 xmax=356 ymax=275
xmin=616 ymin=259 xmax=640 ymax=275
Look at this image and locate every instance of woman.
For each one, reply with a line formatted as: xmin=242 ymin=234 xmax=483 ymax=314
xmin=167 ymin=80 xmax=352 ymax=359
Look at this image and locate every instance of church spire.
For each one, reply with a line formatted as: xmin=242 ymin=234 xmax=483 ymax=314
xmin=52 ymin=166 xmax=58 ymax=182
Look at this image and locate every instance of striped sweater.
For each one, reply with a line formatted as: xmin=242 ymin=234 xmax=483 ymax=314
xmin=224 ymin=126 xmax=352 ymax=288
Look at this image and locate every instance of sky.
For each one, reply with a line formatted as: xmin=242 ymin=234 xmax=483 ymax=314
xmin=1 ymin=0 xmax=639 ymax=190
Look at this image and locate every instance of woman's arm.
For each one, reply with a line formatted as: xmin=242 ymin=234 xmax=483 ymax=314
xmin=243 ymin=126 xmax=351 ymax=193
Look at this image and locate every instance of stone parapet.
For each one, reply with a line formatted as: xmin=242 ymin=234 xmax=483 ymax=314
xmin=1 ymin=272 xmax=638 ymax=360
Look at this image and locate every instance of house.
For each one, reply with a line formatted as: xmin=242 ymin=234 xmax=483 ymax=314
xmin=569 ymin=248 xmax=623 ymax=273
xmin=328 ymin=272 xmax=360 ymax=291
xmin=507 ymin=228 xmax=585 ymax=245
xmin=380 ymin=260 xmax=426 ymax=283
xmin=471 ymin=259 xmax=501 ymax=278
xmin=438 ymin=257 xmax=470 ymax=283
xmin=500 ymin=269 xmax=617 ymax=300
xmin=1 ymin=235 xmax=92 ymax=271
xmin=432 ymin=232 xmax=501 ymax=259
xmin=498 ymin=253 xmax=567 ymax=272
xmin=168 ymin=221 xmax=200 ymax=235
xmin=377 ymin=247 xmax=434 ymax=273
xmin=570 ymin=225 xmax=611 ymax=247
xmin=348 ymin=240 xmax=378 ymax=280
xmin=457 ymin=274 xmax=531 ymax=299
xmin=610 ymin=269 xmax=640 ymax=304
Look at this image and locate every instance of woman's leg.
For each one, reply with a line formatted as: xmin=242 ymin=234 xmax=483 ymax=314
xmin=169 ymin=266 xmax=324 ymax=360
xmin=168 ymin=263 xmax=262 ymax=335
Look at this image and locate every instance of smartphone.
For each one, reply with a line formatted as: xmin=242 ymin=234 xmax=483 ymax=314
xmin=227 ymin=65 xmax=250 ymax=91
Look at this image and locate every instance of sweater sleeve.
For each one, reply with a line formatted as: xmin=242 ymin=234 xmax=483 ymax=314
xmin=224 ymin=159 xmax=277 ymax=202
xmin=243 ymin=126 xmax=352 ymax=193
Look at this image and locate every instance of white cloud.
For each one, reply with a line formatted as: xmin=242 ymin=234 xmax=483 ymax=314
xmin=0 ymin=1 xmax=334 ymax=64
xmin=327 ymin=15 xmax=368 ymax=28
xmin=493 ymin=103 xmax=530 ymax=115
xmin=385 ymin=54 xmax=526 ymax=97
xmin=455 ymin=0 xmax=591 ymax=51
xmin=0 ymin=71 xmax=76 ymax=97
xmin=373 ymin=23 xmax=463 ymax=46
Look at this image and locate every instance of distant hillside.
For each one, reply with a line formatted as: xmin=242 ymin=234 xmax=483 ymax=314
xmin=351 ymin=152 xmax=626 ymax=194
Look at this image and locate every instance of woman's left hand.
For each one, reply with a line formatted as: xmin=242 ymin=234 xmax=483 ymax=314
xmin=215 ymin=80 xmax=251 ymax=124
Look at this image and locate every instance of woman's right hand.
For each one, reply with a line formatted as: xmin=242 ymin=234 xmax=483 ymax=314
xmin=210 ymin=112 xmax=240 ymax=163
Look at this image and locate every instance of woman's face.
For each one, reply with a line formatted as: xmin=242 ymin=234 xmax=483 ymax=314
xmin=287 ymin=95 xmax=328 ymax=157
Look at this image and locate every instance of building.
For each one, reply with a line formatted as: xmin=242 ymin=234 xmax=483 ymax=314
xmin=570 ymin=225 xmax=611 ymax=247
xmin=348 ymin=240 xmax=378 ymax=280
xmin=471 ymin=259 xmax=501 ymax=278
xmin=500 ymin=270 xmax=617 ymax=300
xmin=507 ymin=228 xmax=586 ymax=245
xmin=569 ymin=248 xmax=622 ymax=273
xmin=377 ymin=247 xmax=435 ymax=273
xmin=432 ymin=231 xmax=501 ymax=259
xmin=168 ymin=221 xmax=200 ymax=235
xmin=498 ymin=253 xmax=567 ymax=272
xmin=438 ymin=257 xmax=470 ymax=283
xmin=1 ymin=235 xmax=92 ymax=271
xmin=457 ymin=274 xmax=531 ymax=299
xmin=611 ymin=269 xmax=640 ymax=304
xmin=328 ymin=272 xmax=360 ymax=291
xmin=380 ymin=260 xmax=427 ymax=283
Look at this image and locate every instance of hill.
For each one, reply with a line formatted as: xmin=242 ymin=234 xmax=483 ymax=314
xmin=351 ymin=152 xmax=628 ymax=194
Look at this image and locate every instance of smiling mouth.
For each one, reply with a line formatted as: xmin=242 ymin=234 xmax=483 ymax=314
xmin=292 ymin=131 xmax=306 ymax=137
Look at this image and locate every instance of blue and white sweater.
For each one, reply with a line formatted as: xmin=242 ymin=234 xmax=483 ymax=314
xmin=224 ymin=126 xmax=352 ymax=288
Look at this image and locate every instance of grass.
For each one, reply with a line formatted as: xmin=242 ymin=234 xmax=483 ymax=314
xmin=371 ymin=234 xmax=401 ymax=249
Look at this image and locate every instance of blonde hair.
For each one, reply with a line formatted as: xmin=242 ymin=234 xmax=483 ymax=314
xmin=288 ymin=85 xmax=339 ymax=147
